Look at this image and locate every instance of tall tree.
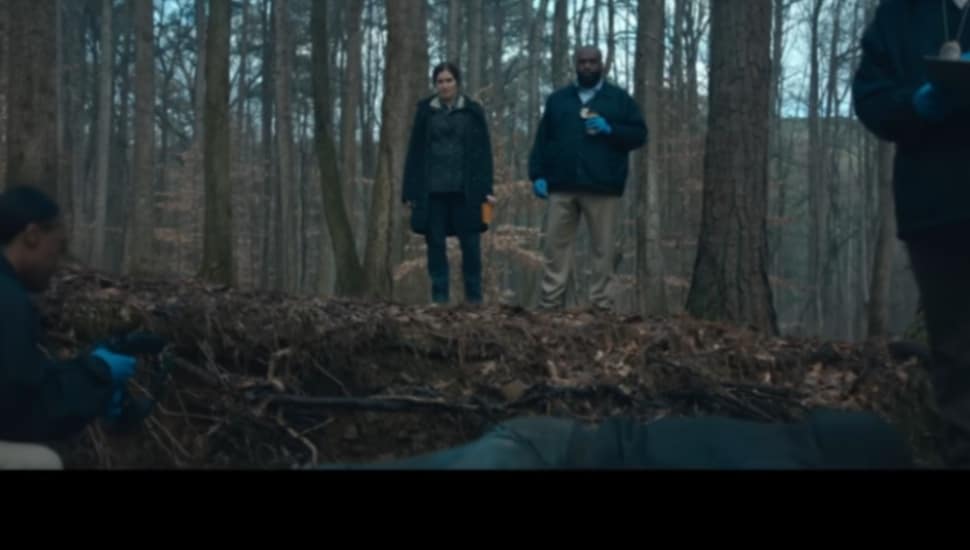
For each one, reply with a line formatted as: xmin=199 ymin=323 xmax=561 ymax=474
xmin=363 ymin=0 xmax=427 ymax=299
xmin=126 ymin=0 xmax=156 ymax=276
xmin=635 ymin=0 xmax=667 ymax=317
xmin=199 ymin=0 xmax=234 ymax=285
xmin=313 ymin=0 xmax=365 ymax=296
xmin=0 ymin=0 xmax=7 ymax=185
xmin=194 ymin=0 xmax=207 ymax=142
xmin=867 ymin=141 xmax=896 ymax=339
xmin=551 ymin=0 xmax=570 ymax=87
xmin=91 ymin=0 xmax=114 ymax=270
xmin=340 ymin=0 xmax=364 ymax=219
xmin=55 ymin=0 xmax=66 ymax=233
xmin=275 ymin=0 xmax=297 ymax=292
xmin=467 ymin=0 xmax=484 ymax=95
xmin=237 ymin=0 xmax=250 ymax=135
xmin=807 ymin=0 xmax=824 ymax=333
xmin=685 ymin=0 xmax=778 ymax=335
xmin=447 ymin=0 xmax=462 ymax=63
xmin=5 ymin=0 xmax=57 ymax=198
xmin=260 ymin=0 xmax=277 ymax=289
xmin=604 ymin=0 xmax=616 ymax=77
xmin=525 ymin=0 xmax=550 ymax=144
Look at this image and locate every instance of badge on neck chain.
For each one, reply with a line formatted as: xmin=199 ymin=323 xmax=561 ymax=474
xmin=941 ymin=0 xmax=970 ymax=58
xmin=940 ymin=40 xmax=963 ymax=59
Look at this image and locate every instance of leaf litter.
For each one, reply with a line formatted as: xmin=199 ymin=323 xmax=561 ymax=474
xmin=38 ymin=264 xmax=944 ymax=469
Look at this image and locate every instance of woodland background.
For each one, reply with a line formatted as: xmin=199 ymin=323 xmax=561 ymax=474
xmin=0 ymin=0 xmax=918 ymax=342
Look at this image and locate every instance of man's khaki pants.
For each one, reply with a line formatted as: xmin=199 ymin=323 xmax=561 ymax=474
xmin=0 ymin=441 xmax=64 ymax=470
xmin=539 ymin=192 xmax=620 ymax=310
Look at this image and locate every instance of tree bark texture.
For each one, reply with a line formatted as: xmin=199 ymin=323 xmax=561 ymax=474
xmin=685 ymin=0 xmax=779 ymax=336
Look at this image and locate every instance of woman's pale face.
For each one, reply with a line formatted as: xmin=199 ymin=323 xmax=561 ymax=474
xmin=435 ymin=70 xmax=459 ymax=101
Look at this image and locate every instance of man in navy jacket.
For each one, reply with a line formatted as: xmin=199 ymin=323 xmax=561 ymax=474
xmin=852 ymin=0 xmax=970 ymax=467
xmin=529 ymin=46 xmax=647 ymax=311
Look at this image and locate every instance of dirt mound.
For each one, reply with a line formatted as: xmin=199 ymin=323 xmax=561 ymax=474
xmin=37 ymin=264 xmax=943 ymax=469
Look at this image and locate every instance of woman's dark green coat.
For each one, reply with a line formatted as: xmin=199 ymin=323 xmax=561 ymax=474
xmin=402 ymin=95 xmax=494 ymax=236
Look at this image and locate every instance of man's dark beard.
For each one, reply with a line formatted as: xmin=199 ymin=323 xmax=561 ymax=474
xmin=577 ymin=71 xmax=602 ymax=88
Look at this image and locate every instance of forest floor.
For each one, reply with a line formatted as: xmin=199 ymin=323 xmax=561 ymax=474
xmin=39 ymin=263 xmax=944 ymax=469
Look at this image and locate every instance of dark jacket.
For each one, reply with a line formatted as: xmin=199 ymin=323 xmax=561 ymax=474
xmin=403 ymin=94 xmax=494 ymax=236
xmin=572 ymin=409 xmax=913 ymax=469
xmin=320 ymin=409 xmax=913 ymax=470
xmin=528 ymin=81 xmax=648 ymax=197
xmin=0 ymin=256 xmax=114 ymax=442
xmin=852 ymin=0 xmax=970 ymax=239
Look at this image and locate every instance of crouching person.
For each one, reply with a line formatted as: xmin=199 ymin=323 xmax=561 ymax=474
xmin=0 ymin=185 xmax=140 ymax=469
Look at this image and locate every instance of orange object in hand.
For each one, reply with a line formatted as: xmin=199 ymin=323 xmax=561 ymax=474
xmin=482 ymin=201 xmax=495 ymax=225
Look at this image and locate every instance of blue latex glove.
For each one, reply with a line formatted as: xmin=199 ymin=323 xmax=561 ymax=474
xmin=533 ymin=179 xmax=549 ymax=199
xmin=913 ymin=83 xmax=954 ymax=121
xmin=914 ymin=52 xmax=970 ymax=120
xmin=585 ymin=116 xmax=612 ymax=135
xmin=91 ymin=347 xmax=137 ymax=385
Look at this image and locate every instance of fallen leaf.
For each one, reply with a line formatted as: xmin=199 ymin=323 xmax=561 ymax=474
xmin=480 ymin=361 xmax=498 ymax=375
xmin=501 ymin=380 xmax=529 ymax=402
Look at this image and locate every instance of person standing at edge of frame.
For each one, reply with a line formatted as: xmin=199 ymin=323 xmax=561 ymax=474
xmin=527 ymin=46 xmax=648 ymax=312
xmin=852 ymin=0 xmax=970 ymax=468
xmin=402 ymin=62 xmax=496 ymax=306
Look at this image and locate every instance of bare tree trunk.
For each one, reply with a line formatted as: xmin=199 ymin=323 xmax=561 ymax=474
xmin=5 ymin=0 xmax=57 ymax=198
xmin=275 ymin=0 xmax=297 ymax=293
xmin=91 ymin=0 xmax=113 ymax=270
xmin=126 ymin=0 xmax=155 ymax=276
xmin=592 ymin=0 xmax=600 ymax=46
xmin=64 ymin=1 xmax=86 ymax=251
xmin=574 ymin=0 xmax=588 ymax=46
xmin=551 ymin=0 xmax=570 ymax=88
xmin=55 ymin=0 xmax=72 ymax=235
xmin=489 ymin=0 xmax=505 ymax=106
xmin=237 ymin=0 xmax=249 ymax=133
xmin=109 ymin=11 xmax=133 ymax=275
xmin=392 ymin=0 xmax=430 ymax=273
xmin=635 ymin=0 xmax=667 ymax=317
xmin=771 ymin=0 xmax=786 ymax=119
xmin=447 ymin=0 xmax=462 ymax=63
xmin=685 ymin=0 xmax=778 ymax=336
xmin=526 ymin=0 xmax=550 ymax=144
xmin=0 ymin=1 xmax=7 ymax=186
xmin=260 ymin=0 xmax=276 ymax=289
xmin=313 ymin=0 xmax=364 ymax=297
xmin=467 ymin=0 xmax=484 ymax=96
xmin=363 ymin=0 xmax=426 ymax=299
xmin=671 ymin=0 xmax=686 ymax=93
xmin=194 ymin=0 xmax=206 ymax=142
xmin=199 ymin=0 xmax=234 ymax=286
xmin=341 ymin=0 xmax=364 ymax=223
xmin=605 ymin=0 xmax=616 ymax=77
xmin=867 ymin=141 xmax=896 ymax=339
xmin=807 ymin=0 xmax=824 ymax=334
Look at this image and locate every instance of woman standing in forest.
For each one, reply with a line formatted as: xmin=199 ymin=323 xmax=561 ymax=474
xmin=402 ymin=62 xmax=495 ymax=305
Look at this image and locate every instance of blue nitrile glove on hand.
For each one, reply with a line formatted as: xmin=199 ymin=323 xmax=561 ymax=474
xmin=533 ymin=178 xmax=549 ymax=199
xmin=91 ymin=347 xmax=137 ymax=386
xmin=585 ymin=116 xmax=612 ymax=135
xmin=913 ymin=83 xmax=956 ymax=121
xmin=914 ymin=52 xmax=970 ymax=121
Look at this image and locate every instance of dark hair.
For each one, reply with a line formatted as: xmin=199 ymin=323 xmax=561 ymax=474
xmin=432 ymin=62 xmax=462 ymax=86
xmin=0 ymin=185 xmax=61 ymax=245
